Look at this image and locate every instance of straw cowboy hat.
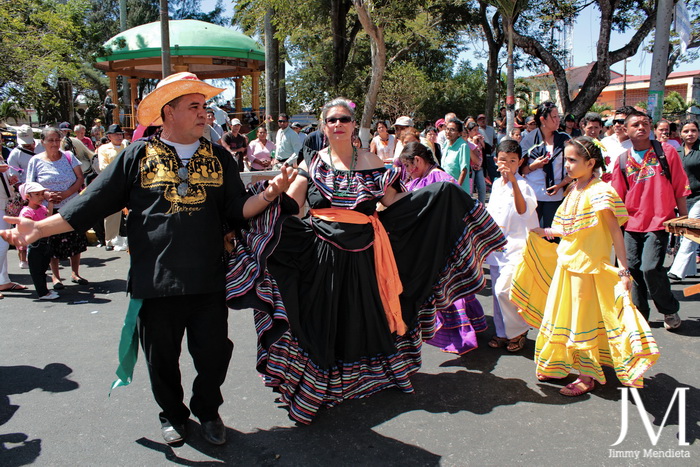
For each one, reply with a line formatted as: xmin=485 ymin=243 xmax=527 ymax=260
xmin=137 ymin=72 xmax=225 ymax=126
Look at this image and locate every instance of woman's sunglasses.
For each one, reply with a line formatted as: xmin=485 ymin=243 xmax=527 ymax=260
xmin=325 ymin=116 xmax=353 ymax=124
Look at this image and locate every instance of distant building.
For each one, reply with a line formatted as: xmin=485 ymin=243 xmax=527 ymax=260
xmin=597 ymin=69 xmax=700 ymax=110
xmin=523 ymin=63 xmax=622 ymax=106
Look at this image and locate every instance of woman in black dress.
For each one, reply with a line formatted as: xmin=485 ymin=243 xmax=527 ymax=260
xmin=226 ymin=97 xmax=505 ymax=424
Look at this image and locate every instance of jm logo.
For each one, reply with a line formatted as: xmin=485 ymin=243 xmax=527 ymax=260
xmin=611 ymin=387 xmax=689 ymax=446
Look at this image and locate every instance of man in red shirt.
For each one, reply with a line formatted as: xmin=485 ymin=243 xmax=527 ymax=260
xmin=611 ymin=110 xmax=690 ymax=330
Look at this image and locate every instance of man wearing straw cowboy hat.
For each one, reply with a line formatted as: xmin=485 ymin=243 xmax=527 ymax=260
xmin=0 ymin=72 xmax=297 ymax=446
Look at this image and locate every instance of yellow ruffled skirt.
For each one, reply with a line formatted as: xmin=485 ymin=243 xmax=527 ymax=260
xmin=512 ymin=233 xmax=659 ymax=388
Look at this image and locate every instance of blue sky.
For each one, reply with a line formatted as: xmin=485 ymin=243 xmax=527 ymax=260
xmin=571 ymin=4 xmax=697 ymax=77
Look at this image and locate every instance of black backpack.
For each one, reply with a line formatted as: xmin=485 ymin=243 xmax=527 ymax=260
xmin=618 ymin=139 xmax=671 ymax=189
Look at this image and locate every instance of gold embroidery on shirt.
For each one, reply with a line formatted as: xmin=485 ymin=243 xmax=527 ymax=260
xmin=140 ymin=138 xmax=223 ymax=214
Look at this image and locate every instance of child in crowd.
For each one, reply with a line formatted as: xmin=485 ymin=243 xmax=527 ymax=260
xmin=530 ymin=136 xmax=658 ymax=396
xmin=19 ymin=182 xmax=57 ymax=300
xmin=485 ymin=140 xmax=539 ymax=351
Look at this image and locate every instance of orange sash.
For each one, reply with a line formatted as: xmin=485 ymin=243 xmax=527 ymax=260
xmin=309 ymin=208 xmax=406 ymax=335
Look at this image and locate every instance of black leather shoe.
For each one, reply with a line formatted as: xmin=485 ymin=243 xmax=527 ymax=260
xmin=161 ymin=419 xmax=187 ymax=445
xmin=200 ymin=417 xmax=226 ymax=445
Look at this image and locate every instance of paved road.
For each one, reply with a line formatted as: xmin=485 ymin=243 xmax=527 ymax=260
xmin=1 ymin=245 xmax=698 ymax=466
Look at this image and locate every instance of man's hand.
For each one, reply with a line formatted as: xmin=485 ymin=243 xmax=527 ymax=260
xmin=266 ymin=166 xmax=297 ymax=198
xmin=0 ymin=216 xmax=42 ymax=247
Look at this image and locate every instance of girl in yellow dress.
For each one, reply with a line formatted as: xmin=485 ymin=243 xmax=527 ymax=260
xmin=530 ymin=136 xmax=659 ymax=396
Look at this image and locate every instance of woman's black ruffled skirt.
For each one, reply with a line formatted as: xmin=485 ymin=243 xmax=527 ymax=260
xmin=226 ymin=182 xmax=505 ymax=423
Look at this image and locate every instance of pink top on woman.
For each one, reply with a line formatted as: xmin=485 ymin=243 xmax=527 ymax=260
xmin=247 ymin=139 xmax=276 ymax=170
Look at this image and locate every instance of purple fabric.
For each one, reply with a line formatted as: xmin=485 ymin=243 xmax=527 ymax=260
xmin=425 ymin=295 xmax=486 ymax=355
xmin=406 ymin=169 xmax=457 ymax=191
xmin=406 ymin=169 xmax=486 ymax=354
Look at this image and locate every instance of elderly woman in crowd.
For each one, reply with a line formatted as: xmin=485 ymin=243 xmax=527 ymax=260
xmin=74 ymin=124 xmax=95 ymax=151
xmin=26 ymin=127 xmax=88 ymax=288
xmin=227 ymin=97 xmax=505 ymax=424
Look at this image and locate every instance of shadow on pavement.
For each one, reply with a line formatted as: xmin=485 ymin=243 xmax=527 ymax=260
xmin=0 ymin=364 xmax=79 ymax=467
xmin=11 ymin=278 xmax=127 ymax=306
xmin=135 ymin=368 xmax=591 ymax=466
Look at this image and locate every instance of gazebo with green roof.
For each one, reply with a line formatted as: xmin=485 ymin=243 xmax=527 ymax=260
xmin=95 ymin=19 xmax=265 ymax=127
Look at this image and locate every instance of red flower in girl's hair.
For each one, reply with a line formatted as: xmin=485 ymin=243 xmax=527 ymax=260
xmin=604 ymin=156 xmax=611 ymax=165
xmin=601 ymin=173 xmax=613 ymax=183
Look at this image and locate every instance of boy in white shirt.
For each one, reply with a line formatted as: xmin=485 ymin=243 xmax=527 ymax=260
xmin=485 ymin=139 xmax=540 ymax=351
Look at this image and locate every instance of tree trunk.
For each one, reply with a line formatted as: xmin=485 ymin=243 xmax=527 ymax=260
xmin=479 ymin=1 xmax=503 ymax=124
xmin=329 ymin=0 xmax=362 ymax=90
xmin=57 ymin=78 xmax=74 ymax=123
xmin=159 ymin=0 xmax=171 ymax=78
xmin=648 ymin=0 xmax=673 ymax=122
xmin=279 ymin=46 xmax=287 ymax=115
xmin=265 ymin=9 xmax=280 ymax=137
xmin=505 ymin=16 xmax=515 ymax=136
xmin=353 ymin=0 xmax=386 ymax=149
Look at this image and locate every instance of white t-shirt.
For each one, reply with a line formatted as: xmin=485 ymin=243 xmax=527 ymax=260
xmin=436 ymin=130 xmax=447 ymax=148
xmin=161 ymin=138 xmax=200 ymax=164
xmin=372 ymin=134 xmax=396 ymax=162
xmin=524 ymin=142 xmax=566 ymax=202
xmin=485 ymin=174 xmax=539 ymax=267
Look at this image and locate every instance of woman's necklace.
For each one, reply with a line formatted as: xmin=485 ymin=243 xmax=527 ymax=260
xmin=329 ymin=147 xmax=357 ymax=197
xmin=561 ymin=175 xmax=595 ymax=235
xmin=329 ymin=147 xmax=357 ymax=171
